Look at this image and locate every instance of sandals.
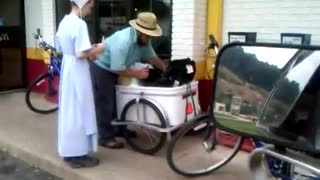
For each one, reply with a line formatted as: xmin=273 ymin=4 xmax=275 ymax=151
xmin=63 ymin=155 xmax=99 ymax=169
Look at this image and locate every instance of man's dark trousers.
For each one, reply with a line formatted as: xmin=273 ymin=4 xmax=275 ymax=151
xmin=89 ymin=62 xmax=119 ymax=142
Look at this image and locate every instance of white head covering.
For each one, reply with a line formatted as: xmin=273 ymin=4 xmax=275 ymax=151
xmin=70 ymin=0 xmax=89 ymax=9
xmin=70 ymin=0 xmax=89 ymax=19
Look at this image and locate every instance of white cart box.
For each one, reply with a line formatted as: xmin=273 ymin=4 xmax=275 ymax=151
xmin=116 ymin=81 xmax=200 ymax=127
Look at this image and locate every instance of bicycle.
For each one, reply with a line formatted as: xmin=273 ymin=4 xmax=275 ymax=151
xmin=166 ymin=35 xmax=244 ymax=177
xmin=25 ymin=29 xmax=62 ymax=114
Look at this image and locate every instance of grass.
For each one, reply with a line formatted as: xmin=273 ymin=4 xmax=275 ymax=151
xmin=215 ymin=115 xmax=262 ymax=136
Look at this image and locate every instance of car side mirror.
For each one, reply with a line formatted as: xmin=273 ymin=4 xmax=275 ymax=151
xmin=211 ymin=42 xmax=320 ymax=154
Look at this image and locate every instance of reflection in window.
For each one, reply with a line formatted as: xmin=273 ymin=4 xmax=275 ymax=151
xmin=150 ymin=0 xmax=172 ymax=59
xmin=98 ymin=0 xmax=131 ymax=38
xmin=55 ymin=0 xmax=71 ymax=28
xmin=215 ymin=46 xmax=301 ymax=124
xmin=0 ymin=17 xmax=4 ymax=26
xmin=0 ymin=0 xmax=20 ymax=26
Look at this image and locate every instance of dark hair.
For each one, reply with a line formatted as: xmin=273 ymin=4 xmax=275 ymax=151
xmin=70 ymin=1 xmax=77 ymax=7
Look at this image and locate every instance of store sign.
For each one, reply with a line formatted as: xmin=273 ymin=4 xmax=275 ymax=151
xmin=0 ymin=27 xmax=24 ymax=47
xmin=229 ymin=35 xmax=246 ymax=43
xmin=0 ymin=33 xmax=10 ymax=42
xmin=282 ymin=36 xmax=303 ymax=45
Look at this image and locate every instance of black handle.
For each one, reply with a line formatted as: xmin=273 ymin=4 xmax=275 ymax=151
xmin=33 ymin=28 xmax=42 ymax=40
xmin=37 ymin=28 xmax=41 ymax=36
xmin=208 ymin=34 xmax=219 ymax=49
xmin=209 ymin=34 xmax=215 ymax=43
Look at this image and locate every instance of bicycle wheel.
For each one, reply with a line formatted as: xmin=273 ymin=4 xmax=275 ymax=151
xmin=25 ymin=72 xmax=59 ymax=114
xmin=166 ymin=117 xmax=243 ymax=177
xmin=120 ymin=98 xmax=167 ymax=155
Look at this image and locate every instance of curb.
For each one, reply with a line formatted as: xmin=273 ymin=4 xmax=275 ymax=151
xmin=0 ymin=136 xmax=88 ymax=180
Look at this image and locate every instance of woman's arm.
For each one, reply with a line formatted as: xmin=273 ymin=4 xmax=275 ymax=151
xmin=76 ymin=43 xmax=104 ymax=60
xmin=150 ymin=56 xmax=167 ymax=72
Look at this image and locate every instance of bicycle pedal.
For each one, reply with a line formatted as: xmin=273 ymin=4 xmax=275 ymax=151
xmin=208 ymin=147 xmax=216 ymax=152
xmin=193 ymin=123 xmax=207 ymax=131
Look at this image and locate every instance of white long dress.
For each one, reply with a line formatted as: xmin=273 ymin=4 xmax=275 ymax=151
xmin=56 ymin=14 xmax=97 ymax=157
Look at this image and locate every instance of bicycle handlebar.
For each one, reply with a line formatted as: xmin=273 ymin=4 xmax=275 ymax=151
xmin=33 ymin=30 xmax=57 ymax=53
xmin=207 ymin=34 xmax=219 ymax=55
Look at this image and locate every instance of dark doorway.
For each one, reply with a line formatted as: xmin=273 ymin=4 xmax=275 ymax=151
xmin=0 ymin=0 xmax=26 ymax=91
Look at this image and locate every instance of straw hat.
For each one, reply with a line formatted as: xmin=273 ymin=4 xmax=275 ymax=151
xmin=129 ymin=12 xmax=162 ymax=37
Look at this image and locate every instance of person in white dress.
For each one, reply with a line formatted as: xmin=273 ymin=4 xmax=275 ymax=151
xmin=55 ymin=0 xmax=104 ymax=168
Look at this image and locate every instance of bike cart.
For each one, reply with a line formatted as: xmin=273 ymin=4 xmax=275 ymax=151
xmin=111 ymin=81 xmax=200 ymax=155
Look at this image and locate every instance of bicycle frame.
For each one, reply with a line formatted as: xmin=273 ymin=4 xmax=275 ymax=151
xmin=251 ymin=138 xmax=320 ymax=180
xmin=35 ymin=30 xmax=62 ymax=77
xmin=44 ymin=53 xmax=61 ymax=96
xmin=48 ymin=53 xmax=61 ymax=76
xmin=251 ymin=139 xmax=288 ymax=179
xmin=249 ymin=144 xmax=320 ymax=180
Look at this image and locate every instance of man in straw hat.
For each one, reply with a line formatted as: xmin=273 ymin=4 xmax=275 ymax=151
xmin=90 ymin=12 xmax=167 ymax=149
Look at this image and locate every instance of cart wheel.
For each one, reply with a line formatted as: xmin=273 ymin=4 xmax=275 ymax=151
xmin=120 ymin=98 xmax=167 ymax=155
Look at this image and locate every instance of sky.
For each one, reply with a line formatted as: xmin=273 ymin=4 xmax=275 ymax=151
xmin=243 ymin=46 xmax=320 ymax=90
xmin=285 ymin=51 xmax=320 ymax=90
xmin=243 ymin=46 xmax=298 ymax=68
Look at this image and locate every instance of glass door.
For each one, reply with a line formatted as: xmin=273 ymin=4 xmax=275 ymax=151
xmin=97 ymin=0 xmax=131 ymax=40
xmin=150 ymin=0 xmax=172 ymax=60
xmin=0 ymin=0 xmax=26 ymax=91
xmin=97 ymin=0 xmax=172 ymax=59
xmin=131 ymin=0 xmax=172 ymax=59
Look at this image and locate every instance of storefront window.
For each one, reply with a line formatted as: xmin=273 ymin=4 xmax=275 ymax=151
xmin=0 ymin=17 xmax=4 ymax=26
xmin=130 ymin=0 xmax=172 ymax=59
xmin=56 ymin=0 xmax=97 ymax=42
xmin=0 ymin=0 xmax=25 ymax=90
xmin=56 ymin=0 xmax=172 ymax=59
xmin=97 ymin=0 xmax=131 ymax=39
xmin=150 ymin=0 xmax=172 ymax=59
xmin=55 ymin=0 xmax=71 ymax=28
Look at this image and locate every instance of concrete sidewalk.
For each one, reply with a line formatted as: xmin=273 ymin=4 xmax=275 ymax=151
xmin=0 ymin=92 xmax=250 ymax=180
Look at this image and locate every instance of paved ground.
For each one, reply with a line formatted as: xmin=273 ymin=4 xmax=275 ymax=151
xmin=0 ymin=92 xmax=251 ymax=180
xmin=0 ymin=150 xmax=61 ymax=180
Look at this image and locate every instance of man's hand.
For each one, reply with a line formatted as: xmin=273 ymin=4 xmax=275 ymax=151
xmin=95 ymin=43 xmax=105 ymax=54
xmin=88 ymin=43 xmax=104 ymax=61
xmin=88 ymin=54 xmax=97 ymax=61
xmin=135 ymin=68 xmax=149 ymax=79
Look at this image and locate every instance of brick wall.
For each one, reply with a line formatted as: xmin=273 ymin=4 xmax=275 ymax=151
xmin=25 ymin=0 xmax=56 ymax=48
xmin=171 ymin=0 xmax=207 ymax=61
xmin=41 ymin=1 xmax=56 ymax=46
xmin=222 ymin=0 xmax=320 ymax=45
